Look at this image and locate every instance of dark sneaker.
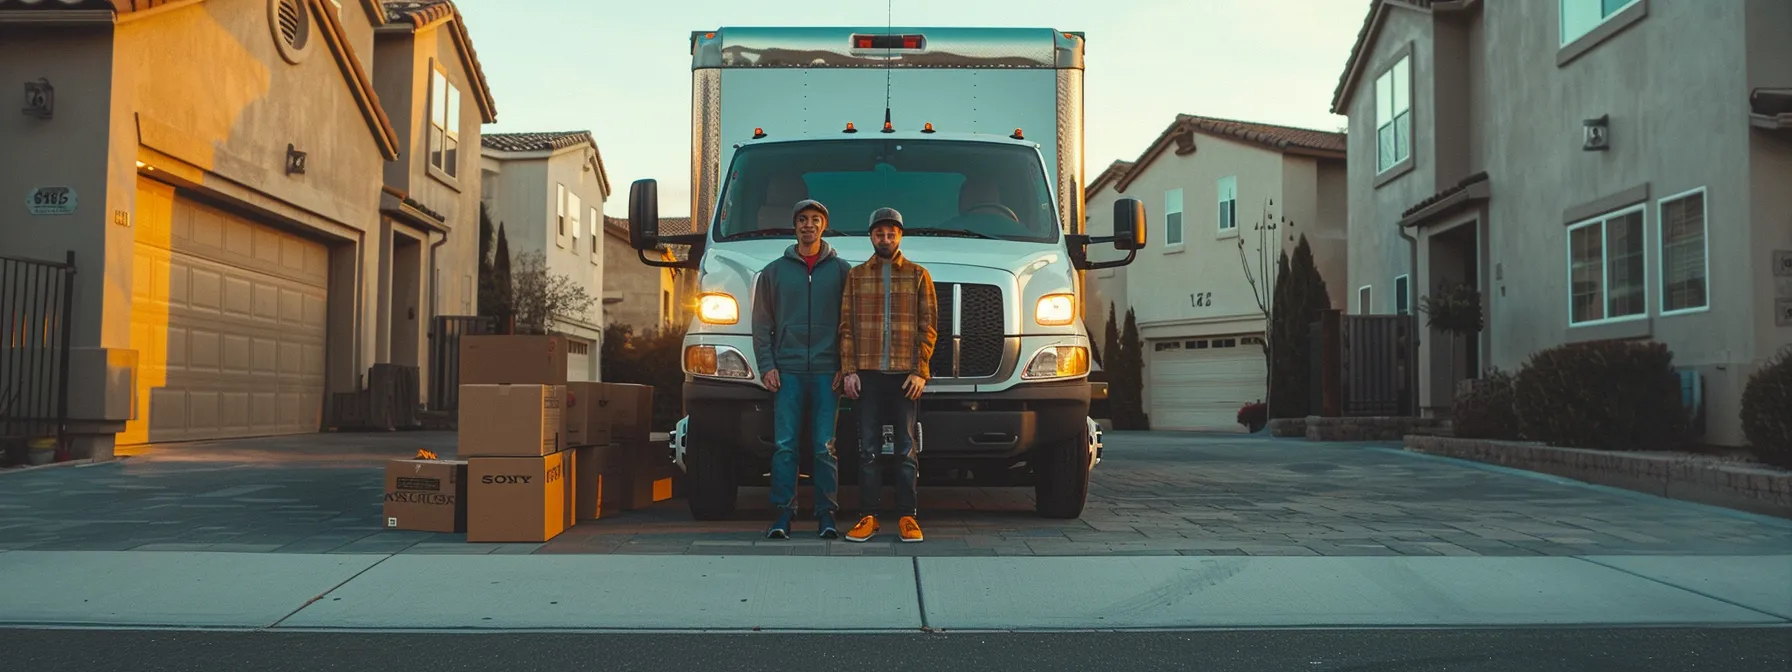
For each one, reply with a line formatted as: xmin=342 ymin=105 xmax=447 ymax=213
xmin=766 ymin=510 xmax=792 ymax=540
xmin=818 ymin=512 xmax=840 ymax=540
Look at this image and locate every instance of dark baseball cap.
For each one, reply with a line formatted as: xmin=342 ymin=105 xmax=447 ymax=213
xmin=792 ymin=199 xmax=828 ymax=220
xmin=868 ymin=207 xmax=903 ymax=230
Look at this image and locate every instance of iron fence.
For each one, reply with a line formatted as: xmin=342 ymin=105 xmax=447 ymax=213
xmin=428 ymin=315 xmax=495 ymax=412
xmin=1 ymin=252 xmax=77 ymax=454
xmin=1339 ymin=314 xmax=1418 ymax=417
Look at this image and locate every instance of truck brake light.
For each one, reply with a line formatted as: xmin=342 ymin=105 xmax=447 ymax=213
xmin=851 ymin=34 xmax=926 ymax=50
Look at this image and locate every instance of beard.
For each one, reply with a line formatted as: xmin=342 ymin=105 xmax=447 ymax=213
xmin=873 ymin=244 xmax=897 ymax=258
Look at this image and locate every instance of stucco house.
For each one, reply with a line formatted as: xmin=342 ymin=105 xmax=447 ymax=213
xmin=1085 ymin=114 xmax=1349 ymax=431
xmin=479 ymin=131 xmax=610 ymax=381
xmin=1332 ymin=0 xmax=1792 ymax=446
xmin=0 ymin=0 xmax=494 ymax=456
xmin=602 ymin=216 xmax=686 ymax=336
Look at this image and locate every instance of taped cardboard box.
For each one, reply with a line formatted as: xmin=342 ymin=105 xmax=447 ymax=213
xmin=564 ymin=381 xmax=613 ymax=447
xmin=572 ymin=444 xmax=628 ymax=520
xmin=459 ymin=384 xmax=564 ymax=458
xmin=460 ymin=334 xmax=568 ymax=386
xmin=382 ymin=458 xmax=467 ymax=533
xmin=604 ymin=383 xmax=655 ymax=442
xmin=618 ymin=440 xmax=678 ymax=510
xmin=467 ymin=450 xmax=570 ymax=543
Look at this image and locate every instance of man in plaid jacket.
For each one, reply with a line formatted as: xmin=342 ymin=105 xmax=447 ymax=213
xmin=839 ymin=207 xmax=938 ymax=543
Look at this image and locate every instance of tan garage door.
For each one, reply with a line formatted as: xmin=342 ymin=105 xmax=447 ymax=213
xmin=121 ymin=179 xmax=330 ymax=445
xmin=1147 ymin=335 xmax=1267 ymax=431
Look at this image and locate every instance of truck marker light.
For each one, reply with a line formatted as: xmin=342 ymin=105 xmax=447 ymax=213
xmin=843 ymin=122 xmax=858 ymax=134
xmin=882 ymin=121 xmax=895 ymax=133
xmin=753 ymin=128 xmax=766 ymax=139
xmin=922 ymin=123 xmax=935 ymax=133
xmin=1011 ymin=128 xmax=1025 ymax=140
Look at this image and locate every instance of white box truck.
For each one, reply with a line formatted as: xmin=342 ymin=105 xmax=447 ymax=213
xmin=625 ymin=27 xmax=1146 ymax=519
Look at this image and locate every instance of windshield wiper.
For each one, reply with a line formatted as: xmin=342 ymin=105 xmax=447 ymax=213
xmin=901 ymin=227 xmax=997 ymax=240
xmin=725 ymin=227 xmax=795 ymax=240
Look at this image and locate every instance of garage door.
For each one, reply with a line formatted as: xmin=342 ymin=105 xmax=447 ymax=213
xmin=121 ymin=179 xmax=330 ymax=445
xmin=1147 ymin=335 xmax=1267 ymax=431
xmin=567 ymin=338 xmax=592 ymax=382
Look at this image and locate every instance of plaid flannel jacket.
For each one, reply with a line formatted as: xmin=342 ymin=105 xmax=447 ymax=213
xmin=839 ymin=251 xmax=939 ymax=379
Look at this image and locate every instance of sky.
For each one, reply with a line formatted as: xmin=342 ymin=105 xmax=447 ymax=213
xmin=452 ymin=0 xmax=1369 ymax=217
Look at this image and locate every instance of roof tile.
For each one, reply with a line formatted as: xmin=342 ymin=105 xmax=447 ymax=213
xmin=381 ymin=0 xmax=497 ymax=122
xmin=482 ymin=131 xmax=595 ymax=153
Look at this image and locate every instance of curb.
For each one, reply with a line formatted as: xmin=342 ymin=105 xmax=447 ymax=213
xmin=0 ymin=457 xmax=124 ymax=477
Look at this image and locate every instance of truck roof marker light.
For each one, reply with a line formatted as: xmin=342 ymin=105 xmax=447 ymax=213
xmin=1011 ymin=128 xmax=1025 ymax=140
xmin=843 ymin=122 xmax=858 ymax=134
xmin=922 ymin=123 xmax=936 ymax=134
xmin=704 ymin=32 xmax=715 ymax=39
xmin=752 ymin=128 xmax=766 ymax=139
xmin=881 ymin=121 xmax=895 ymax=134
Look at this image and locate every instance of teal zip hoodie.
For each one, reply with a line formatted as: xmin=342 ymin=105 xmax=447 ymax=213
xmin=752 ymin=240 xmax=851 ymax=376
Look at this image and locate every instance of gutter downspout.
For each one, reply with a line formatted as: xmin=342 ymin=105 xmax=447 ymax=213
xmin=1397 ymin=223 xmax=1423 ymax=416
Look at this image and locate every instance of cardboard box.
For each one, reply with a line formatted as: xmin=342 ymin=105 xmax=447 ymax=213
xmin=564 ymin=381 xmax=613 ymax=447
xmin=460 ymin=334 xmax=568 ymax=386
xmin=572 ymin=444 xmax=629 ymax=520
xmin=603 ymin=383 xmax=655 ymax=442
xmin=618 ymin=440 xmax=677 ymax=510
xmin=381 ymin=458 xmax=467 ymax=533
xmin=458 ymin=384 xmax=564 ymax=458
xmin=467 ymin=450 xmax=570 ymax=543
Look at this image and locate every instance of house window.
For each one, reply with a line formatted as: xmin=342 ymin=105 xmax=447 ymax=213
xmin=1358 ymin=285 xmax=1373 ymax=314
xmin=556 ymin=183 xmax=568 ymax=240
xmin=1216 ymin=176 xmax=1238 ymax=232
xmin=1394 ymin=275 xmax=1411 ymax=315
xmin=568 ymin=191 xmax=583 ymax=247
xmin=590 ymin=207 xmax=602 ymax=254
xmin=1375 ymin=55 xmax=1411 ymax=174
xmin=1658 ymin=188 xmax=1708 ymax=314
xmin=429 ymin=66 xmax=461 ymax=179
xmin=1561 ymin=0 xmax=1640 ymax=45
xmin=1566 ymin=205 xmax=1646 ymax=325
xmin=1164 ymin=188 xmax=1184 ymax=246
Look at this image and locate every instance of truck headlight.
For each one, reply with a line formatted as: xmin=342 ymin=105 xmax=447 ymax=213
xmin=697 ymin=293 xmax=739 ymax=325
xmin=684 ymin=345 xmax=752 ymax=379
xmin=1022 ymin=345 xmax=1089 ymax=380
xmin=1035 ymin=293 xmax=1075 ymax=326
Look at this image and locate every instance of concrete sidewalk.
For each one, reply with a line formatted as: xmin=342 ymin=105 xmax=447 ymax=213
xmin=1 ymin=551 xmax=1786 ymax=632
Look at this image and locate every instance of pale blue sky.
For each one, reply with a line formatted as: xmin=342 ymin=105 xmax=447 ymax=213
xmin=453 ymin=0 xmax=1367 ymax=217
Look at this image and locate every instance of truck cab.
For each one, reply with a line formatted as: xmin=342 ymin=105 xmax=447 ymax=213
xmin=627 ymin=27 xmax=1145 ymax=520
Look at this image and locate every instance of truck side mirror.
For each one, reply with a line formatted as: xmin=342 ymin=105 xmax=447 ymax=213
xmin=1113 ymin=198 xmax=1147 ymax=251
xmin=628 ymin=179 xmax=659 ymax=250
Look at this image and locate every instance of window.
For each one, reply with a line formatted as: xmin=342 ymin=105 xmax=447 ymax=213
xmin=1394 ymin=275 xmax=1411 ymax=315
xmin=1154 ymin=340 xmax=1183 ymax=352
xmin=568 ymin=192 xmax=583 ymax=247
xmin=1561 ymin=0 xmax=1639 ymax=45
xmin=1164 ymin=188 xmax=1184 ymax=246
xmin=1358 ymin=285 xmax=1373 ymax=314
xmin=1375 ymin=55 xmax=1411 ymax=174
xmin=428 ymin=66 xmax=461 ymax=179
xmin=590 ymin=207 xmax=602 ymax=255
xmin=1566 ymin=206 xmax=1646 ymax=325
xmin=556 ymin=183 xmax=568 ymax=241
xmin=1658 ymin=188 xmax=1708 ymax=314
xmin=1216 ymin=176 xmax=1237 ymax=232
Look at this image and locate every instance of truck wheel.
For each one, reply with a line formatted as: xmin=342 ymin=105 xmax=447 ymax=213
xmin=1033 ymin=430 xmax=1092 ymax=519
xmin=684 ymin=411 xmax=739 ymax=520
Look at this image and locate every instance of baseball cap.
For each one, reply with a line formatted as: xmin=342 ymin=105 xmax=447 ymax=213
xmin=792 ymin=199 xmax=828 ymax=220
xmin=868 ymin=207 xmax=904 ymax=230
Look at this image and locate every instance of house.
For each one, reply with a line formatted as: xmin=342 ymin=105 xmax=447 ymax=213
xmin=0 ymin=0 xmax=493 ymax=456
xmin=479 ymin=131 xmax=611 ymax=381
xmin=1085 ymin=114 xmax=1349 ymax=431
xmin=1331 ymin=0 xmax=1792 ymax=445
xmin=602 ymin=216 xmax=688 ymax=335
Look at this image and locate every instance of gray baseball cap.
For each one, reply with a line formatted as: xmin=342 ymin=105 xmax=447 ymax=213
xmin=868 ymin=207 xmax=904 ymax=230
xmin=792 ymin=199 xmax=828 ymax=220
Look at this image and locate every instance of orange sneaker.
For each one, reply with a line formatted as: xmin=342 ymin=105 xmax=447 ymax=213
xmin=898 ymin=516 xmax=924 ymax=543
xmin=844 ymin=515 xmax=879 ymax=542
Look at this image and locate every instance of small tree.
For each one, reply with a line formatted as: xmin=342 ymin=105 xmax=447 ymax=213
xmin=1114 ymin=307 xmax=1148 ymax=430
xmin=1235 ymin=197 xmax=1288 ymax=361
xmin=508 ymin=250 xmax=597 ymax=336
xmin=1417 ymin=280 xmax=1484 ymax=393
xmin=1267 ymin=235 xmax=1332 ymax=419
xmin=477 ymin=204 xmax=501 ymax=319
xmin=1101 ymin=303 xmax=1119 ymax=372
xmin=490 ymin=222 xmax=514 ymax=329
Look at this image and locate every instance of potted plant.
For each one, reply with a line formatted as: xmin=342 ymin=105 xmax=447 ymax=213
xmin=1417 ymin=281 xmax=1484 ymax=394
xmin=1237 ymin=400 xmax=1268 ymax=433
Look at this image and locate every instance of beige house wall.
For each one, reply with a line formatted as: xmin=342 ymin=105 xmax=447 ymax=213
xmin=603 ymin=229 xmax=672 ymax=335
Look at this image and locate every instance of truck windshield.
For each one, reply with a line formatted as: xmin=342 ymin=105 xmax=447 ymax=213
xmin=713 ymin=139 xmax=1058 ymax=243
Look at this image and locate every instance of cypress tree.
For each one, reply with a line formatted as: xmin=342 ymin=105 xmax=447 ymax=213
xmin=477 ymin=203 xmax=498 ymax=318
xmin=1268 ymin=235 xmax=1332 ymax=418
xmin=493 ymin=223 xmax=514 ymax=332
xmin=1119 ymin=307 xmax=1147 ymax=429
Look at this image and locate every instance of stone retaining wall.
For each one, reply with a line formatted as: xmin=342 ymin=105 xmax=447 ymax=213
xmin=1304 ymin=416 xmax=1449 ymax=442
xmin=1404 ymin=435 xmax=1792 ymax=519
xmin=1267 ymin=418 xmax=1307 ymax=438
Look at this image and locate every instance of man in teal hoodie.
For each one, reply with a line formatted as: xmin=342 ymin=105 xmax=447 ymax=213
xmin=752 ymin=199 xmax=851 ymax=539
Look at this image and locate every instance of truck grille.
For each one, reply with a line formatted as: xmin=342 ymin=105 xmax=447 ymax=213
xmin=929 ymin=282 xmax=1005 ymax=378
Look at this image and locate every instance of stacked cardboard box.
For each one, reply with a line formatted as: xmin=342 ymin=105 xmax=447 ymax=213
xmin=564 ymin=381 xmax=678 ymax=516
xmin=457 ymin=335 xmax=572 ymax=543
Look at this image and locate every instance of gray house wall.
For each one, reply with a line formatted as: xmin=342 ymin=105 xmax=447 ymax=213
xmin=1345 ymin=8 xmax=1431 ymax=315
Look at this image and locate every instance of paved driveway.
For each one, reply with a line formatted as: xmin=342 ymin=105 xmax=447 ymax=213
xmin=1 ymin=431 xmax=1786 ymax=557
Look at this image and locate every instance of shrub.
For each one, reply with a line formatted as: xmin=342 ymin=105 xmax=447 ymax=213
xmin=1237 ymin=401 xmax=1267 ymax=432
xmin=1451 ymin=368 xmax=1521 ymax=440
xmin=1511 ymin=340 xmax=1689 ymax=451
xmin=600 ymin=322 xmax=689 ymax=433
xmin=1740 ymin=345 xmax=1792 ymax=468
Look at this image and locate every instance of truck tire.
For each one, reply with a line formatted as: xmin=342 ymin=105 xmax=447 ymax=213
xmin=1033 ymin=429 xmax=1092 ymax=519
xmin=684 ymin=410 xmax=739 ymax=520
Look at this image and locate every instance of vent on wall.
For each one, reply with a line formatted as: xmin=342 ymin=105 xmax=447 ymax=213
xmin=270 ymin=0 xmax=312 ymax=64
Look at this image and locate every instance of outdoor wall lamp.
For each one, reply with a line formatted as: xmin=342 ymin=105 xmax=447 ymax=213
xmin=1582 ymin=114 xmax=1610 ymax=151
xmin=285 ymin=143 xmax=307 ymax=174
xmin=23 ymin=78 xmax=53 ymax=119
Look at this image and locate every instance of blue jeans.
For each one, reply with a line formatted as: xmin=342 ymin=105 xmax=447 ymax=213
xmin=856 ymin=371 xmax=919 ymax=517
xmin=769 ymin=372 xmax=840 ymax=515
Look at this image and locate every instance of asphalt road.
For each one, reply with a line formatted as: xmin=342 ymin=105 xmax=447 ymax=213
xmin=4 ymin=626 xmax=1787 ymax=671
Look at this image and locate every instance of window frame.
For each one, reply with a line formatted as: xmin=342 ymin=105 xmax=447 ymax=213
xmin=590 ymin=206 xmax=602 ymax=259
xmin=1559 ymin=0 xmax=1641 ymax=46
xmin=568 ymin=191 xmax=583 ymax=248
xmin=1564 ymin=202 xmax=1649 ymax=327
xmin=1374 ymin=54 xmax=1412 ymax=177
xmin=1357 ymin=285 xmax=1373 ymax=315
xmin=1394 ymin=275 xmax=1411 ymax=315
xmin=556 ymin=183 xmax=568 ymax=246
xmin=427 ymin=62 xmax=462 ymax=185
xmin=1656 ymin=186 xmax=1709 ymax=317
xmin=1163 ymin=188 xmax=1185 ymax=250
xmin=1216 ymin=175 xmax=1238 ymax=235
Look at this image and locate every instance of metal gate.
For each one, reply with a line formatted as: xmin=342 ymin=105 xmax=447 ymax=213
xmin=1339 ymin=314 xmax=1418 ymax=417
xmin=1 ymin=252 xmax=77 ymax=456
xmin=428 ymin=315 xmax=495 ymax=411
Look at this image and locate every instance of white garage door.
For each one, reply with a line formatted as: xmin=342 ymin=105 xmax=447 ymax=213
xmin=1148 ymin=335 xmax=1267 ymax=431
xmin=121 ymin=179 xmax=329 ymax=445
xmin=567 ymin=338 xmax=592 ymax=382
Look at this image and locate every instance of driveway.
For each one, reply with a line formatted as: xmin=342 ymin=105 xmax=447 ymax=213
xmin=1 ymin=430 xmax=1786 ymax=558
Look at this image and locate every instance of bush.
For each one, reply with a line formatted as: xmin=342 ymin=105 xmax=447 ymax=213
xmin=1237 ymin=401 xmax=1267 ymax=432
xmin=1451 ymin=368 xmax=1521 ymax=440
xmin=1740 ymin=345 xmax=1792 ymax=468
xmin=600 ymin=322 xmax=688 ymax=433
xmin=1512 ymin=340 xmax=1689 ymax=451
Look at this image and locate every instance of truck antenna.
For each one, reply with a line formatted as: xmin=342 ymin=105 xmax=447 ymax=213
xmin=883 ymin=0 xmax=893 ymax=129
